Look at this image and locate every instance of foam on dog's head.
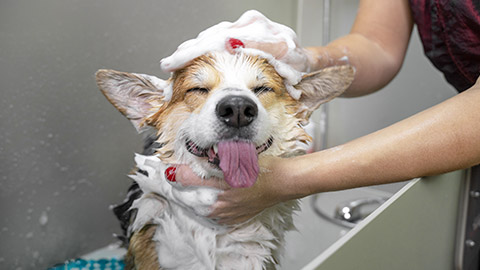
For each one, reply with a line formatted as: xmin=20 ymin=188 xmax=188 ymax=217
xmin=160 ymin=10 xmax=308 ymax=100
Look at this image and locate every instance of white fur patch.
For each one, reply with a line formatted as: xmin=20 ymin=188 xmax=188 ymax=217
xmin=131 ymin=154 xmax=220 ymax=221
xmin=129 ymin=154 xmax=299 ymax=269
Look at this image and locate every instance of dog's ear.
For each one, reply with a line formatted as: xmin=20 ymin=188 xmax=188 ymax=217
xmin=294 ymin=65 xmax=355 ymax=123
xmin=96 ymin=69 xmax=169 ymax=132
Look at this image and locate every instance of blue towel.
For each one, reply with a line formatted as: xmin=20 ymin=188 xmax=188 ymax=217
xmin=48 ymin=258 xmax=124 ymax=270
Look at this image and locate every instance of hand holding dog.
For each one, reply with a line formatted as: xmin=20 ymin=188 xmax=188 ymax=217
xmin=226 ymin=37 xmax=315 ymax=73
xmin=170 ymin=156 xmax=296 ymax=225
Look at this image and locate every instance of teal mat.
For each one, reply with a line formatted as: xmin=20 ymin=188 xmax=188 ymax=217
xmin=48 ymin=258 xmax=124 ymax=270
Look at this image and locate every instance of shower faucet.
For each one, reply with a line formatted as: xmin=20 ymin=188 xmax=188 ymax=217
xmin=334 ymin=197 xmax=387 ymax=224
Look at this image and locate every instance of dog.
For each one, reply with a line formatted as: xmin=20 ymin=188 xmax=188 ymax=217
xmin=96 ymin=51 xmax=354 ymax=269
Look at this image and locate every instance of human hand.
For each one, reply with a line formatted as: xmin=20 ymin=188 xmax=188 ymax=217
xmin=225 ymin=37 xmax=313 ymax=73
xmin=208 ymin=157 xmax=284 ymax=225
xmin=224 ymin=37 xmax=352 ymax=75
xmin=167 ymin=156 xmax=290 ymax=225
xmin=165 ymin=164 xmax=230 ymax=190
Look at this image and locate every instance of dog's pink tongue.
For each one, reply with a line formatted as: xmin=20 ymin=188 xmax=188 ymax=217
xmin=218 ymin=141 xmax=259 ymax=188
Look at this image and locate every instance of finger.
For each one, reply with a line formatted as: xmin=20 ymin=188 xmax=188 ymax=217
xmin=207 ymin=203 xmax=242 ymax=223
xmin=244 ymin=40 xmax=288 ymax=59
xmin=225 ymin=38 xmax=245 ymax=54
xmin=175 ymin=165 xmax=231 ymax=190
xmin=173 ymin=164 xmax=202 ymax=185
xmin=164 ymin=166 xmax=178 ymax=182
xmin=225 ymin=38 xmax=289 ymax=60
xmin=207 ymin=200 xmax=229 ymax=218
xmin=164 ymin=165 xmax=188 ymax=190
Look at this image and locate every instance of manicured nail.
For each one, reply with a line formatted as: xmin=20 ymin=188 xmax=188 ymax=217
xmin=227 ymin=38 xmax=245 ymax=50
xmin=165 ymin=166 xmax=177 ymax=182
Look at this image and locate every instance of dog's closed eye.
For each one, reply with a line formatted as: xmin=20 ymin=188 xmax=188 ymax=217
xmin=253 ymin=86 xmax=274 ymax=95
xmin=186 ymin=87 xmax=209 ymax=94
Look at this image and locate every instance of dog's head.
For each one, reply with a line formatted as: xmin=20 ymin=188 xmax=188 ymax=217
xmin=96 ymin=51 xmax=353 ymax=188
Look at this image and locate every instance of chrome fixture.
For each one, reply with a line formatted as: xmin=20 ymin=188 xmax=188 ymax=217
xmin=311 ymin=195 xmax=387 ymax=229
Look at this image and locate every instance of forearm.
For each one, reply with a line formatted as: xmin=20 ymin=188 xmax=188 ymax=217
xmin=306 ymin=0 xmax=413 ymax=97
xmin=280 ymin=85 xmax=480 ymax=199
xmin=307 ymin=34 xmax=404 ymax=96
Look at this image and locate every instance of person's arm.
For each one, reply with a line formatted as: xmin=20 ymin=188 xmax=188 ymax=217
xmin=307 ymin=0 xmax=413 ymax=96
xmin=210 ymin=80 xmax=480 ymax=224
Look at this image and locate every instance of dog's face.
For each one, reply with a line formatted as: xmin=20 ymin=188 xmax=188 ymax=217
xmin=96 ymin=52 xmax=354 ymax=187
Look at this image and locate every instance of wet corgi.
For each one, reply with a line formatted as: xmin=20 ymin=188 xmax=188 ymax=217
xmin=96 ymin=51 xmax=354 ymax=269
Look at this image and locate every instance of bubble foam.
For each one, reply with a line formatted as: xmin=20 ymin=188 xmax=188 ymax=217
xmin=160 ymin=10 xmax=309 ymax=99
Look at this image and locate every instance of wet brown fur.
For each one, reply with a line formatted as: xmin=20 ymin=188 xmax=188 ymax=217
xmin=125 ymin=224 xmax=161 ymax=270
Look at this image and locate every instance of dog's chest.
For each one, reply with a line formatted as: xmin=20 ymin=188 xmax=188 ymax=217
xmin=149 ymin=201 xmax=296 ymax=270
xmin=129 ymin=154 xmax=298 ymax=269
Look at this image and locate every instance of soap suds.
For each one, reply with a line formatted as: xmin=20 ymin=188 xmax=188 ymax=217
xmin=160 ymin=10 xmax=309 ymax=99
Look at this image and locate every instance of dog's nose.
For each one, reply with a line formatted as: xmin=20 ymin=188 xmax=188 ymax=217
xmin=216 ymin=95 xmax=258 ymax=128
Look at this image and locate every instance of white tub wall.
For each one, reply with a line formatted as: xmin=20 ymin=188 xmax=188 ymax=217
xmin=304 ymin=171 xmax=465 ymax=270
xmin=0 ymin=1 xmax=298 ymax=269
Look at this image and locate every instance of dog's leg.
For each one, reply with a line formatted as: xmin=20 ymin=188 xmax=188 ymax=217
xmin=125 ymin=224 xmax=161 ymax=270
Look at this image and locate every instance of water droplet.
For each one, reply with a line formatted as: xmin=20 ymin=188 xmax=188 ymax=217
xmin=39 ymin=211 xmax=48 ymax=226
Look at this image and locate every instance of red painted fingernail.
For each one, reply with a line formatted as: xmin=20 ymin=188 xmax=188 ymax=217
xmin=165 ymin=166 xmax=177 ymax=182
xmin=228 ymin=38 xmax=245 ymax=50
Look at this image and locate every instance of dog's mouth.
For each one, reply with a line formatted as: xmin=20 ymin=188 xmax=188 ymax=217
xmin=185 ymin=137 xmax=273 ymax=188
xmin=186 ymin=137 xmax=273 ymax=164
